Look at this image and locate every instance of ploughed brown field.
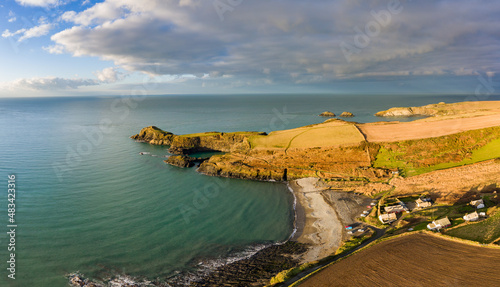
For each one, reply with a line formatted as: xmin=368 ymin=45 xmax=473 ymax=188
xmin=359 ymin=113 xmax=500 ymax=142
xmin=300 ymin=233 xmax=500 ymax=287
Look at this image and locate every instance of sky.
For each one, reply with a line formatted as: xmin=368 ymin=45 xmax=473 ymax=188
xmin=0 ymin=0 xmax=499 ymax=97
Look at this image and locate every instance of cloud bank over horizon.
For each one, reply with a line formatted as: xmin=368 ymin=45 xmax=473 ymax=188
xmin=1 ymin=0 xmax=499 ymax=95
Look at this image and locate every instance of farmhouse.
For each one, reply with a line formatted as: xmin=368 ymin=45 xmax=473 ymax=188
xmin=470 ymin=199 xmax=485 ymax=209
xmin=427 ymin=217 xmax=451 ymax=230
xmin=415 ymin=198 xmax=432 ymax=208
xmin=384 ymin=203 xmax=408 ymax=213
xmin=463 ymin=211 xmax=479 ymax=221
xmin=378 ymin=213 xmax=397 ymax=224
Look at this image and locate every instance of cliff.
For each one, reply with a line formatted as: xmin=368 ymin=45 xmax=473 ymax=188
xmin=168 ymin=132 xmax=265 ymax=154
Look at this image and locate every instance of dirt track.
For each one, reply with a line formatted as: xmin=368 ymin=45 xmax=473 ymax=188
xmin=358 ymin=114 xmax=500 ymax=142
xmin=300 ymin=233 xmax=500 ymax=287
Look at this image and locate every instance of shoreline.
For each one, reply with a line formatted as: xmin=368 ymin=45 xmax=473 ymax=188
xmin=288 ymin=178 xmax=344 ymax=263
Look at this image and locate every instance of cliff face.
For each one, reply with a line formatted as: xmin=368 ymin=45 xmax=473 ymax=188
xmin=169 ymin=133 xmax=262 ymax=154
xmin=198 ymin=155 xmax=288 ymax=182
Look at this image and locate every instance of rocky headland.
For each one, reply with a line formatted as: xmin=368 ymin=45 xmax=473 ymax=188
xmin=131 ymin=126 xmax=265 ymax=155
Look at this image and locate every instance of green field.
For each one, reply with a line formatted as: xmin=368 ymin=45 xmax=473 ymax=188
xmin=446 ymin=208 xmax=500 ymax=244
xmin=373 ymin=126 xmax=500 ymax=177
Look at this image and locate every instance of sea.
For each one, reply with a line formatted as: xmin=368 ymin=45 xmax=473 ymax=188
xmin=0 ymin=93 xmax=496 ymax=286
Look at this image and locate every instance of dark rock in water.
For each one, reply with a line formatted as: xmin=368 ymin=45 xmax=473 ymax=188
xmin=339 ymin=111 xmax=354 ymax=117
xmin=319 ymin=111 xmax=336 ymax=117
xmin=189 ymin=241 xmax=308 ymax=287
xmin=68 ymin=273 xmax=104 ymax=287
xmin=164 ymin=155 xmax=208 ymax=168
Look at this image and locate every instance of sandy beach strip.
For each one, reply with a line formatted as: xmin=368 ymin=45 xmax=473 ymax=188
xmin=289 ymin=177 xmax=343 ymax=263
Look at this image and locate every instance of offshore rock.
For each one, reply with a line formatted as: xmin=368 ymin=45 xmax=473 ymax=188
xmin=339 ymin=111 xmax=355 ymax=117
xmin=319 ymin=111 xmax=336 ymax=117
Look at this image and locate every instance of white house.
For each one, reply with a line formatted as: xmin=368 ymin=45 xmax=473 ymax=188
xmin=416 ymin=198 xmax=432 ymax=208
xmin=427 ymin=217 xmax=451 ymax=230
xmin=463 ymin=211 xmax=479 ymax=221
xmin=379 ymin=213 xmax=397 ymax=224
xmin=470 ymin=199 xmax=485 ymax=209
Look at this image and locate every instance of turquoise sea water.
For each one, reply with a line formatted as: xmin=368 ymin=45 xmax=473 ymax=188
xmin=0 ymin=94 xmax=494 ymax=286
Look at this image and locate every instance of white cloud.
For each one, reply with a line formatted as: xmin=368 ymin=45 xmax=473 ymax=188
xmin=2 ymin=23 xmax=54 ymax=42
xmin=3 ymin=67 xmax=128 ymax=92
xmin=43 ymin=44 xmax=65 ymax=54
xmin=8 ymin=11 xmax=16 ymax=23
xmin=2 ymin=29 xmax=25 ymax=38
xmin=15 ymin=0 xmax=60 ymax=7
xmin=19 ymin=23 xmax=53 ymax=41
xmin=94 ymin=67 xmax=126 ymax=83
xmin=7 ymin=76 xmax=99 ymax=90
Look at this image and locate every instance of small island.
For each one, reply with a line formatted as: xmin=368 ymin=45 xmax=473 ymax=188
xmin=339 ymin=111 xmax=354 ymax=117
xmin=319 ymin=111 xmax=336 ymax=117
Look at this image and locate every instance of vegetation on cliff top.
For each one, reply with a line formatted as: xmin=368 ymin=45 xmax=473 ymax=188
xmin=374 ymin=126 xmax=500 ymax=176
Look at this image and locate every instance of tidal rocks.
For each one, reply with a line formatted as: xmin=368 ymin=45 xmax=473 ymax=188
xmin=164 ymin=155 xmax=208 ymax=168
xmin=189 ymin=241 xmax=308 ymax=287
xmin=319 ymin=111 xmax=336 ymax=117
xmin=340 ymin=111 xmax=355 ymax=117
xmin=68 ymin=274 xmax=103 ymax=287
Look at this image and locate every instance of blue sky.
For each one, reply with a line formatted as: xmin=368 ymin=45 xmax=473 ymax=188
xmin=0 ymin=0 xmax=499 ymax=97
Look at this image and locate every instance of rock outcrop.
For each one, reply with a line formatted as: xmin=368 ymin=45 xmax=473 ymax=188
xmin=130 ymin=126 xmax=175 ymax=145
xmin=164 ymin=155 xmax=208 ymax=168
xmin=340 ymin=111 xmax=354 ymax=117
xmin=319 ymin=111 xmax=336 ymax=117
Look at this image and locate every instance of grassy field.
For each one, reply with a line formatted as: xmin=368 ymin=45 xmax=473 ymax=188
xmin=249 ymin=120 xmax=364 ymax=149
xmin=446 ymin=208 xmax=500 ymax=244
xmin=373 ymin=126 xmax=500 ymax=176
